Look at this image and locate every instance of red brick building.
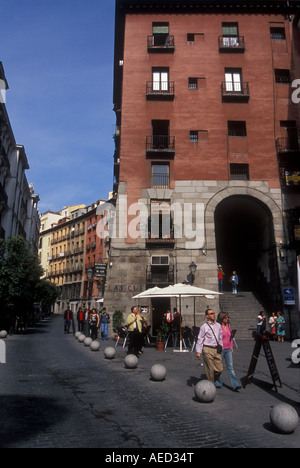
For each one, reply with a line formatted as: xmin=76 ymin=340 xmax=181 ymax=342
xmin=105 ymin=0 xmax=300 ymax=336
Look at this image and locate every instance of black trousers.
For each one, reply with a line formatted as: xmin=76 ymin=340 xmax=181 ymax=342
xmin=128 ymin=330 xmax=143 ymax=356
xmin=90 ymin=325 xmax=98 ymax=341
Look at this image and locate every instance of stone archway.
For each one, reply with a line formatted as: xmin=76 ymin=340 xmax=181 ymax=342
xmin=205 ymin=187 xmax=284 ymax=306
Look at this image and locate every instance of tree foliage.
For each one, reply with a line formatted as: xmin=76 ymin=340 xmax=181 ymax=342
xmin=0 ymin=236 xmax=44 ymax=322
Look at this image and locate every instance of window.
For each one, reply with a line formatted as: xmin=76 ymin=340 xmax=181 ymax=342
xmin=270 ymin=27 xmax=286 ymax=40
xmin=190 ymin=131 xmax=198 ymax=142
xmin=230 ymin=163 xmax=249 ymax=180
xmin=152 ymin=68 xmax=169 ymax=92
xmin=275 ymin=69 xmax=291 ymax=84
xmin=152 ymin=22 xmax=169 ymax=46
xmin=189 ymin=78 xmax=198 ymax=89
xmin=225 ymin=68 xmax=242 ymax=92
xmin=188 ymin=77 xmax=206 ymax=89
xmin=222 ymin=22 xmax=239 ymax=46
xmin=187 ymin=33 xmax=195 ymax=42
xmin=152 ymin=164 xmax=169 ymax=188
xmin=228 ymin=121 xmax=247 ymax=137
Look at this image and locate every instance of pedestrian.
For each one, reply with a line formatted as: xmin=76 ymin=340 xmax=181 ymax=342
xmin=268 ymin=312 xmax=277 ymax=341
xmin=216 ymin=312 xmax=241 ymax=392
xmin=217 ymin=264 xmax=224 ymax=292
xmin=276 ymin=311 xmax=286 ymax=342
xmin=126 ymin=306 xmax=146 ymax=356
xmin=89 ymin=308 xmax=100 ymax=341
xmin=64 ymin=306 xmax=73 ymax=334
xmin=230 ymin=270 xmax=239 ymax=295
xmin=100 ymin=307 xmax=110 ymax=341
xmin=257 ymin=311 xmax=266 ymax=335
xmin=77 ymin=306 xmax=85 ymax=333
xmin=196 ymin=309 xmax=223 ymax=384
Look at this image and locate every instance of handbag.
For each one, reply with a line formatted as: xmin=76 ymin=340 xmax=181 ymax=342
xmin=207 ymin=322 xmax=223 ymax=354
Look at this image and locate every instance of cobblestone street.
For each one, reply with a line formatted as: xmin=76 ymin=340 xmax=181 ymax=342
xmin=0 ymin=315 xmax=299 ymax=450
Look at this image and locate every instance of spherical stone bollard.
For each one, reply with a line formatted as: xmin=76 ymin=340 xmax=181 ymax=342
xmin=150 ymin=364 xmax=167 ymax=382
xmin=75 ymin=332 xmax=81 ymax=339
xmin=104 ymin=346 xmax=116 ymax=359
xmin=90 ymin=340 xmax=100 ymax=352
xmin=194 ymin=380 xmax=217 ymax=403
xmin=270 ymin=404 xmax=299 ymax=434
xmin=84 ymin=337 xmax=93 ymax=347
xmin=78 ymin=334 xmax=86 ymax=343
xmin=124 ymin=354 xmax=139 ymax=369
xmin=0 ymin=331 xmax=8 ymax=339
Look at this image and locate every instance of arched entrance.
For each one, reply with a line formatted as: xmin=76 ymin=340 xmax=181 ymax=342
xmin=214 ymin=195 xmax=280 ymax=301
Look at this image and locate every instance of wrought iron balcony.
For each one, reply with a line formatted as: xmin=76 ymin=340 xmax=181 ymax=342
xmin=276 ymin=137 xmax=300 ymax=154
xmin=146 ymin=135 xmax=175 ymax=157
xmin=147 ymin=35 xmax=175 ymax=53
xmin=221 ymin=81 xmax=250 ymax=102
xmin=218 ymin=35 xmax=245 ymax=52
xmin=146 ymin=81 xmax=175 ymax=100
xmin=146 ymin=265 xmax=175 ymax=286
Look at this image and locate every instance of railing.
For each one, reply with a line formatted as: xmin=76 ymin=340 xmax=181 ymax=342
xmin=276 ymin=137 xmax=299 ymax=153
xmin=221 ymin=81 xmax=250 ymax=101
xmin=218 ymin=35 xmax=245 ymax=52
xmin=151 ymin=173 xmax=170 ymax=189
xmin=146 ymin=81 xmax=175 ymax=98
xmin=146 ymin=135 xmax=175 ymax=153
xmin=146 ymin=265 xmax=175 ymax=285
xmin=147 ymin=35 xmax=175 ymax=51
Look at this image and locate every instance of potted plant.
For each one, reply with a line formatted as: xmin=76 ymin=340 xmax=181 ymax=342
xmin=112 ymin=310 xmax=124 ymax=340
xmin=156 ymin=323 xmax=169 ymax=351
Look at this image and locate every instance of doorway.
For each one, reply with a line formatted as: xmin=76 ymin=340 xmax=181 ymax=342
xmin=214 ymin=195 xmax=280 ymax=301
xmin=151 ymin=297 xmax=170 ymax=335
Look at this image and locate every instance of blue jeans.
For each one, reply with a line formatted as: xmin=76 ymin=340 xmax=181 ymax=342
xmin=232 ymin=282 xmax=238 ymax=294
xmin=101 ymin=323 xmax=108 ymax=341
xmin=216 ymin=348 xmax=240 ymax=390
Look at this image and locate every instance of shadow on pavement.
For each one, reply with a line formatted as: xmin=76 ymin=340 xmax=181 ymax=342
xmin=0 ymin=395 xmax=68 ymax=448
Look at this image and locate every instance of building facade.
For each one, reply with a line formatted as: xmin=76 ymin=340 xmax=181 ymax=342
xmin=42 ymin=200 xmax=109 ymax=313
xmin=0 ymin=62 xmax=40 ymax=249
xmin=104 ymin=0 xmax=300 ymax=337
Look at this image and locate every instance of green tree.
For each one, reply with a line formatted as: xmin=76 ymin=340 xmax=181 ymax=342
xmin=34 ymin=279 xmax=60 ymax=314
xmin=0 ymin=236 xmax=43 ymax=327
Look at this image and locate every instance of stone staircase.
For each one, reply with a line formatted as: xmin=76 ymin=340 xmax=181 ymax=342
xmin=219 ymin=291 xmax=267 ymax=340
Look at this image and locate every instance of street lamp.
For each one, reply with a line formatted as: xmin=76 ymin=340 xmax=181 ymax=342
xmin=187 ymin=261 xmax=197 ymax=285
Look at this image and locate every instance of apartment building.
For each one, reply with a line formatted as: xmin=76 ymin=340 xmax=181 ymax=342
xmin=104 ymin=0 xmax=300 ymax=335
xmin=0 ymin=62 xmax=40 ymax=248
xmin=43 ymin=200 xmax=109 ymax=312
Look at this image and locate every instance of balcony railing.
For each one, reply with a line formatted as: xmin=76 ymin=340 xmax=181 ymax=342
xmin=276 ymin=137 xmax=299 ymax=153
xmin=146 ymin=81 xmax=175 ymax=100
xmin=147 ymin=35 xmax=175 ymax=52
xmin=146 ymin=135 xmax=175 ymax=157
xmin=151 ymin=173 xmax=170 ymax=189
xmin=221 ymin=81 xmax=250 ymax=102
xmin=218 ymin=35 xmax=245 ymax=52
xmin=146 ymin=265 xmax=175 ymax=286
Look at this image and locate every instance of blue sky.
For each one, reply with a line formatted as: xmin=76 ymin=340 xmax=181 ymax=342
xmin=0 ymin=0 xmax=116 ymax=213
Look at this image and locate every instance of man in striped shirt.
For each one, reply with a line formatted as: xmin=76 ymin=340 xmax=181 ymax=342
xmin=196 ymin=309 xmax=223 ymax=384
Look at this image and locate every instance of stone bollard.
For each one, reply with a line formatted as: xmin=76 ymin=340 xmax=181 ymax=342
xmin=104 ymin=346 xmax=116 ymax=359
xmin=90 ymin=340 xmax=100 ymax=352
xmin=78 ymin=334 xmax=86 ymax=343
xmin=150 ymin=364 xmax=167 ymax=381
xmin=270 ymin=404 xmax=299 ymax=434
xmin=0 ymin=331 xmax=8 ymax=339
xmin=124 ymin=354 xmax=138 ymax=369
xmin=84 ymin=337 xmax=93 ymax=347
xmin=194 ymin=380 xmax=216 ymax=403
